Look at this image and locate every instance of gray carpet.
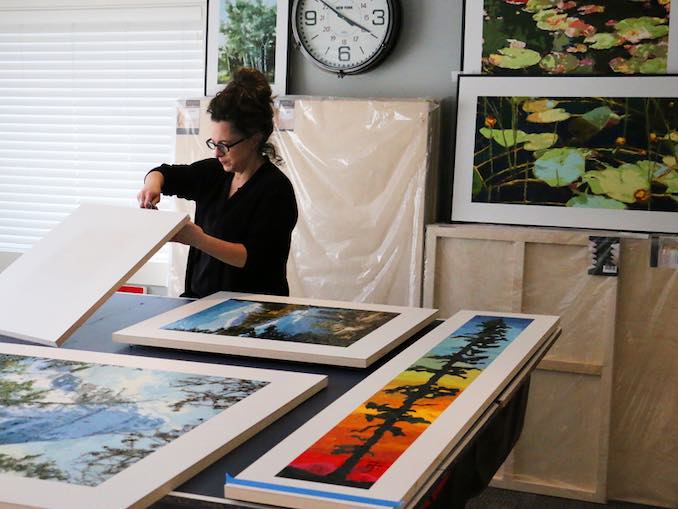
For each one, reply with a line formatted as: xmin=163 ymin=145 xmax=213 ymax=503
xmin=466 ymin=488 xmax=663 ymax=509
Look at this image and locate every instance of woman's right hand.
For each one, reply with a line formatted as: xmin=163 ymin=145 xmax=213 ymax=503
xmin=137 ymin=171 xmax=164 ymax=209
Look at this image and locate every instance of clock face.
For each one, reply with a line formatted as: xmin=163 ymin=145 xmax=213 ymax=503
xmin=293 ymin=0 xmax=400 ymax=74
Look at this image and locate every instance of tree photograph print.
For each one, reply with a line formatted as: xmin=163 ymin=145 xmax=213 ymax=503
xmin=162 ymin=299 xmax=397 ymax=347
xmin=480 ymin=0 xmax=672 ymax=75
xmin=277 ymin=315 xmax=533 ymax=488
xmin=472 ymin=95 xmax=678 ymax=212
xmin=0 ymin=354 xmax=267 ymax=486
xmin=217 ymin=0 xmax=277 ymax=84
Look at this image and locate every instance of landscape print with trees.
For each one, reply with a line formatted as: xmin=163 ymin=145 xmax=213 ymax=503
xmin=0 ymin=354 xmax=267 ymax=486
xmin=162 ymin=299 xmax=398 ymax=347
xmin=277 ymin=315 xmax=533 ymax=488
xmin=217 ymin=0 xmax=277 ymax=84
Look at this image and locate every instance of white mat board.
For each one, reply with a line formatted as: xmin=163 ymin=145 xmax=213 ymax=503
xmin=224 ymin=310 xmax=560 ymax=509
xmin=114 ymin=291 xmax=438 ymax=368
xmin=0 ymin=343 xmax=327 ymax=509
xmin=0 ymin=204 xmax=188 ymax=346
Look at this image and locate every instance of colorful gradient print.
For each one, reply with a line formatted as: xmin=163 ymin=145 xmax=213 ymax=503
xmin=277 ymin=315 xmax=533 ymax=489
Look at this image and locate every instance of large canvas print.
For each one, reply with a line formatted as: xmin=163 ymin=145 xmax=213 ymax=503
xmin=0 ymin=343 xmax=326 ymax=509
xmin=224 ymin=310 xmax=560 ymax=509
xmin=206 ymin=0 xmax=289 ymax=96
xmin=452 ymin=76 xmax=678 ymax=233
xmin=114 ymin=292 xmax=438 ymax=368
xmin=463 ymin=0 xmax=678 ymax=75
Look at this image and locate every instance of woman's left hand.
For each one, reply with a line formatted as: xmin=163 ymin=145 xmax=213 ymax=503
xmin=171 ymin=221 xmax=205 ymax=246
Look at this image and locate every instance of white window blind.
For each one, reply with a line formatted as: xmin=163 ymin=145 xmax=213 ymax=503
xmin=0 ymin=0 xmax=206 ymax=284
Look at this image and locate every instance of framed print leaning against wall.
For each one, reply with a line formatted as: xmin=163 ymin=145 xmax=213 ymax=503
xmin=0 ymin=343 xmax=326 ymax=509
xmin=463 ymin=0 xmax=678 ymax=75
xmin=206 ymin=0 xmax=289 ymax=96
xmin=114 ymin=291 xmax=438 ymax=368
xmin=452 ymin=75 xmax=678 ymax=233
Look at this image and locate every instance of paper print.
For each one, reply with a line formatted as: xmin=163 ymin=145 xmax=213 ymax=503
xmin=472 ymin=95 xmax=678 ymax=212
xmin=0 ymin=354 xmax=267 ymax=486
xmin=481 ymin=0 xmax=671 ymax=75
xmin=277 ymin=315 xmax=533 ymax=488
xmin=162 ymin=299 xmax=398 ymax=347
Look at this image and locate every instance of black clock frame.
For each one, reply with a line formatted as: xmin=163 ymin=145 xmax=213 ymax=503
xmin=291 ymin=0 xmax=402 ymax=76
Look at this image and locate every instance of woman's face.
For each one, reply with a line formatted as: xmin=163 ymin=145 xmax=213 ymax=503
xmin=210 ymin=121 xmax=259 ymax=173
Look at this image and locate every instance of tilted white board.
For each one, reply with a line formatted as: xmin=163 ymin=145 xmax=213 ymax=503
xmin=0 ymin=343 xmax=327 ymax=509
xmin=0 ymin=204 xmax=188 ymax=346
xmin=114 ymin=291 xmax=438 ymax=368
xmin=224 ymin=310 xmax=560 ymax=509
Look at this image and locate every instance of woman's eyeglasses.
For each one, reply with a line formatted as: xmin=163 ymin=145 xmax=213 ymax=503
xmin=205 ymin=137 xmax=248 ymax=154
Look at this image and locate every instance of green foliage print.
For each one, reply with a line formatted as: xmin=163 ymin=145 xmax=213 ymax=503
xmin=473 ymin=96 xmax=678 ymax=211
xmin=482 ymin=0 xmax=671 ymax=75
xmin=218 ymin=0 xmax=277 ymax=83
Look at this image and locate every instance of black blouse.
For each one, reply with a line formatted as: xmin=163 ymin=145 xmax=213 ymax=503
xmin=152 ymin=158 xmax=297 ymax=298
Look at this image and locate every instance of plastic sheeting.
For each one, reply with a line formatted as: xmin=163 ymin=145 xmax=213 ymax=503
xmin=172 ymin=97 xmax=439 ymax=305
xmin=274 ymin=97 xmax=439 ymax=305
xmin=423 ymin=224 xmax=677 ymax=508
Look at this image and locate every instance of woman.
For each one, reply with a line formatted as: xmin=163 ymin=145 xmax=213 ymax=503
xmin=137 ymin=68 xmax=297 ymax=298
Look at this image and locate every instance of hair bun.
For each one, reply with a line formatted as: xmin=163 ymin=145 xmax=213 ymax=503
xmin=232 ymin=67 xmax=272 ymax=101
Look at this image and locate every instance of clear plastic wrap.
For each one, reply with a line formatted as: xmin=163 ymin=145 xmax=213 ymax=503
xmin=172 ymin=97 xmax=440 ymax=305
xmin=423 ymin=224 xmax=677 ymax=508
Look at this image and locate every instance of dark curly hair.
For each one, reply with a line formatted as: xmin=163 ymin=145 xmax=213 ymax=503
xmin=207 ymin=67 xmax=279 ymax=162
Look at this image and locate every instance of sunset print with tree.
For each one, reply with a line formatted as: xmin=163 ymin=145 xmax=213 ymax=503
xmin=277 ymin=315 xmax=533 ymax=488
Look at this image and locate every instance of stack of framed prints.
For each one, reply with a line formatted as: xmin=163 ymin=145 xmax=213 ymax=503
xmin=223 ymin=310 xmax=560 ymax=509
xmin=0 ymin=204 xmax=189 ymax=347
xmin=113 ymin=292 xmax=438 ymax=368
xmin=0 ymin=343 xmax=326 ymax=509
xmin=452 ymin=75 xmax=678 ymax=233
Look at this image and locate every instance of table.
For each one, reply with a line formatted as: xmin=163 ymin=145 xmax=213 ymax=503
xmin=0 ymin=293 xmax=557 ymax=509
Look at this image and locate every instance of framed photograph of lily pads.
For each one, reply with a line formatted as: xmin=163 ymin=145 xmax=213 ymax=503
xmin=0 ymin=343 xmax=326 ymax=509
xmin=114 ymin=291 xmax=438 ymax=368
xmin=463 ymin=0 xmax=678 ymax=75
xmin=206 ymin=0 xmax=289 ymax=96
xmin=452 ymin=75 xmax=678 ymax=233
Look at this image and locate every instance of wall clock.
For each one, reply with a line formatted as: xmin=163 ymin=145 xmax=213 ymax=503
xmin=292 ymin=0 xmax=401 ymax=76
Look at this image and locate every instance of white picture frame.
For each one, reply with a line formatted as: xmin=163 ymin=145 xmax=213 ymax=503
xmin=0 ymin=204 xmax=189 ymax=347
xmin=206 ymin=0 xmax=289 ymax=96
xmin=452 ymin=75 xmax=678 ymax=233
xmin=463 ymin=0 xmax=678 ymax=74
xmin=223 ymin=310 xmax=560 ymax=509
xmin=114 ymin=291 xmax=438 ymax=368
xmin=0 ymin=343 xmax=326 ymax=509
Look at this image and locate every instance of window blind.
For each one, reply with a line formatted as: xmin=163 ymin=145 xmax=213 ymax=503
xmin=0 ymin=1 xmax=206 ymax=284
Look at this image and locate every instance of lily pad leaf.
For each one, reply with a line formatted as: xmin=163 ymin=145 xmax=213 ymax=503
xmin=525 ymin=0 xmax=557 ymax=13
xmin=479 ymin=127 xmax=529 ymax=147
xmin=582 ymin=163 xmax=651 ymax=203
xmin=540 ymin=52 xmax=580 ymax=73
xmin=615 ymin=17 xmax=669 ymax=43
xmin=568 ymin=106 xmax=621 ymax=142
xmin=585 ymin=32 xmax=625 ymax=50
xmin=526 ymin=108 xmax=571 ymax=123
xmin=522 ymin=99 xmax=560 ymax=113
xmin=524 ymin=133 xmax=559 ymax=151
xmin=628 ymin=42 xmax=668 ymax=59
xmin=640 ymin=57 xmax=667 ymax=73
xmin=609 ymin=56 xmax=643 ymax=74
xmin=566 ymin=194 xmax=626 ymax=209
xmin=488 ymin=47 xmax=542 ymax=69
xmin=534 ymin=148 xmax=587 ymax=187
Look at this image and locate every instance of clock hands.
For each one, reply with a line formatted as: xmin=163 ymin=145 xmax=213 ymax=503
xmin=314 ymin=0 xmax=378 ymax=37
